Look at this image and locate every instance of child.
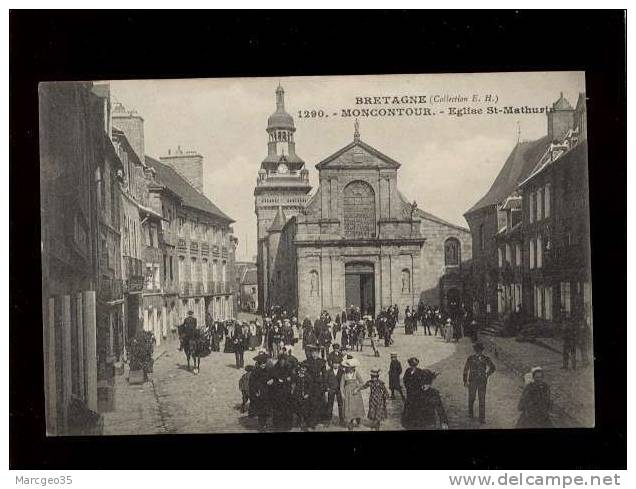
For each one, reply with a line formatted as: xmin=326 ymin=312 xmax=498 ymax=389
xmin=238 ymin=365 xmax=254 ymax=413
xmin=358 ymin=368 xmax=389 ymax=431
xmin=388 ymin=352 xmax=405 ymax=400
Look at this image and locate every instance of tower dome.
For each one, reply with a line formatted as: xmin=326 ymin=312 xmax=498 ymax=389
xmin=267 ymin=85 xmax=295 ymax=129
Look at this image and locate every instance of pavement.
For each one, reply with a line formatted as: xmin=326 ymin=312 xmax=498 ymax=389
xmin=481 ymin=335 xmax=595 ymax=427
xmin=103 ymin=321 xmax=587 ymax=435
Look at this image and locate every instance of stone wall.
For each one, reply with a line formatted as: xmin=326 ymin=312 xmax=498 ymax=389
xmin=418 ymin=214 xmax=472 ymax=306
xmin=465 ymin=206 xmax=499 ymax=321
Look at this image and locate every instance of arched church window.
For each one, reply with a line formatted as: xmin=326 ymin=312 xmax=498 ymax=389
xmin=343 ymin=180 xmax=376 ymax=238
xmin=445 ymin=238 xmax=461 ymax=266
xmin=309 ymin=270 xmax=320 ymax=297
xmin=401 ymin=269 xmax=411 ymax=294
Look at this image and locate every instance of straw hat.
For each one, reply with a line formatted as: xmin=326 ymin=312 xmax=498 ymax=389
xmin=342 ymin=357 xmax=360 ymax=368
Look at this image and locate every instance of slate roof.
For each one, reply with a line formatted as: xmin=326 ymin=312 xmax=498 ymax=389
xmin=268 ymin=206 xmax=287 ymax=232
xmin=145 ymin=155 xmax=234 ymax=223
xmin=465 ymin=136 xmax=550 ymax=216
xmin=415 ymin=208 xmax=470 ymax=233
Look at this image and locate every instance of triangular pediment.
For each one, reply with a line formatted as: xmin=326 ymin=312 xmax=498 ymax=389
xmin=315 ymin=139 xmax=401 ymax=170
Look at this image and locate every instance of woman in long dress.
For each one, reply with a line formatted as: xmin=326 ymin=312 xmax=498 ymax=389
xmin=224 ymin=321 xmax=235 ymax=353
xmin=516 ymin=367 xmax=553 ymax=429
xmin=248 ymin=321 xmax=259 ymax=350
xmin=340 ymin=358 xmax=365 ymax=430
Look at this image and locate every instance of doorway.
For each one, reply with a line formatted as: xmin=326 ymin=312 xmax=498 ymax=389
xmin=345 ymin=262 xmax=375 ymax=317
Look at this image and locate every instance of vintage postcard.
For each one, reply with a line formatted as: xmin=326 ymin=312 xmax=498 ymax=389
xmin=39 ymin=72 xmax=593 ymax=436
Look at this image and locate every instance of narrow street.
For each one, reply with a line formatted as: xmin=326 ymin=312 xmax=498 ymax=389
xmin=105 ymin=322 xmax=571 ymax=435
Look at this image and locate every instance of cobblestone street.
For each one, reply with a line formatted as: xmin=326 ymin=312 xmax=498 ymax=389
xmin=104 ymin=321 xmax=579 ymax=435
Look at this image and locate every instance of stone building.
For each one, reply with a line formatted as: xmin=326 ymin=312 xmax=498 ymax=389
xmin=114 ymin=100 xmax=238 ymax=333
xmin=40 ymin=81 xmax=103 ymax=435
xmin=236 ymin=261 xmax=258 ymax=313
xmin=112 ymin=104 xmax=149 ymax=346
xmin=254 ymin=85 xmax=311 ymax=312
xmin=148 ymin=156 xmax=238 ymax=326
xmin=517 ymin=93 xmax=591 ymax=329
xmin=255 ymin=86 xmax=472 ymax=320
xmin=465 ymin=92 xmax=591 ymax=332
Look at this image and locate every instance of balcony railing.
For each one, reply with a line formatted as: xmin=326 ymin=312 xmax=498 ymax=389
xmin=221 ymin=246 xmax=228 ymax=259
xmin=99 ymin=277 xmax=123 ymax=302
xmin=194 ymin=281 xmax=204 ymax=295
xmin=212 ymin=245 xmax=220 ymax=257
xmin=201 ymin=243 xmax=209 ymax=256
xmin=177 ymin=238 xmax=187 ymax=254
xmin=190 ymin=241 xmax=199 ymax=254
xmin=124 ymin=256 xmax=144 ymax=292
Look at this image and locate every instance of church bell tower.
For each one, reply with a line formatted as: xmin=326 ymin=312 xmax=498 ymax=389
xmin=254 ymin=85 xmax=312 ymax=312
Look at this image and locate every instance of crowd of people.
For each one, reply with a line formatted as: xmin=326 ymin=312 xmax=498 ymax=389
xmin=175 ymin=302 xmax=555 ymax=432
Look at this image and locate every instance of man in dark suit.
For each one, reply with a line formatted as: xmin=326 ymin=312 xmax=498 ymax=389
xmin=232 ymin=323 xmax=247 ymax=369
xmin=463 ymin=342 xmax=496 ymax=423
xmin=178 ymin=310 xmax=197 ymax=351
xmin=323 ymin=360 xmax=344 ymax=425
xmin=302 ymin=345 xmax=327 ymax=429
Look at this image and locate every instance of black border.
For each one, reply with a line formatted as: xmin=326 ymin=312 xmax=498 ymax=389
xmin=10 ymin=10 xmax=626 ymax=469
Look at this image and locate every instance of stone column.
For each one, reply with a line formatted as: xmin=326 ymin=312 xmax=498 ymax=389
xmin=83 ymin=291 xmax=98 ymax=412
xmin=61 ymin=295 xmax=72 ymax=426
xmin=162 ymin=305 xmax=167 ymax=339
xmin=75 ymin=293 xmax=85 ymax=401
xmin=46 ymin=297 xmax=57 ymax=435
xmin=153 ymin=307 xmax=159 ymax=346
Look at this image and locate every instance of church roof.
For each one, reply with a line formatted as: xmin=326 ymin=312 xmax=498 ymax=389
xmin=267 ymin=85 xmax=295 ymax=129
xmin=552 ymin=92 xmax=573 ymax=111
xmin=414 ymin=208 xmax=470 ymax=233
xmin=465 ymin=136 xmax=550 ymax=216
xmin=315 ymin=138 xmax=401 ymax=170
xmin=268 ymin=206 xmax=287 ymax=232
xmin=145 ymin=155 xmax=234 ymax=223
xmin=267 ymin=110 xmax=295 ymax=129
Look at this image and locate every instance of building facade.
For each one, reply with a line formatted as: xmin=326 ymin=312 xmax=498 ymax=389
xmin=40 ymin=81 xmax=103 ymax=435
xmin=236 ymin=261 xmax=258 ymax=313
xmin=255 ymin=86 xmax=472 ymax=321
xmin=148 ymin=156 xmax=237 ymax=327
xmin=465 ymin=92 xmax=591 ymax=332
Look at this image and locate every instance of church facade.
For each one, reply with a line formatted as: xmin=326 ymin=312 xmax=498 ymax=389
xmin=255 ymin=86 xmax=472 ymax=320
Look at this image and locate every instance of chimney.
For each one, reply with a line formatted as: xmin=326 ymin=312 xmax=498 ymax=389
xmin=112 ymin=103 xmax=145 ymax=164
xmin=160 ymin=148 xmax=204 ymax=193
xmin=547 ymin=92 xmax=575 ymax=142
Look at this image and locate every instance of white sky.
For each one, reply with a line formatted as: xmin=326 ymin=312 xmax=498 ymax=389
xmin=110 ymin=72 xmax=585 ymax=262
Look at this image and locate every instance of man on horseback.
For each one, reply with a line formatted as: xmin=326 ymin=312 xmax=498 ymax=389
xmin=178 ymin=310 xmax=197 ymax=351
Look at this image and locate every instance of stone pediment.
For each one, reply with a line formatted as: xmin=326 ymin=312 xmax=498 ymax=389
xmin=315 ymin=139 xmax=401 ymax=170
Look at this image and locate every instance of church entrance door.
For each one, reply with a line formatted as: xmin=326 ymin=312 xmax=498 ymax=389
xmin=345 ymin=262 xmax=375 ymax=317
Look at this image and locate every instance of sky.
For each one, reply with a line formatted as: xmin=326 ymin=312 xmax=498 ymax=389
xmin=110 ymin=72 xmax=585 ymax=262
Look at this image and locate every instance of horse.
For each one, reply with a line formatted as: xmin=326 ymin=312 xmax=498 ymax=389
xmin=181 ymin=327 xmax=207 ymax=374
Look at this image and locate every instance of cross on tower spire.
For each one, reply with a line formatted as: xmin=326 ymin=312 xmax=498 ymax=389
xmin=354 ymin=118 xmax=360 ymax=142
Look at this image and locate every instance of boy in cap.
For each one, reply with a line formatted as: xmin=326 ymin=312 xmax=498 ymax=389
xmin=388 ymin=352 xmax=405 ymax=401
